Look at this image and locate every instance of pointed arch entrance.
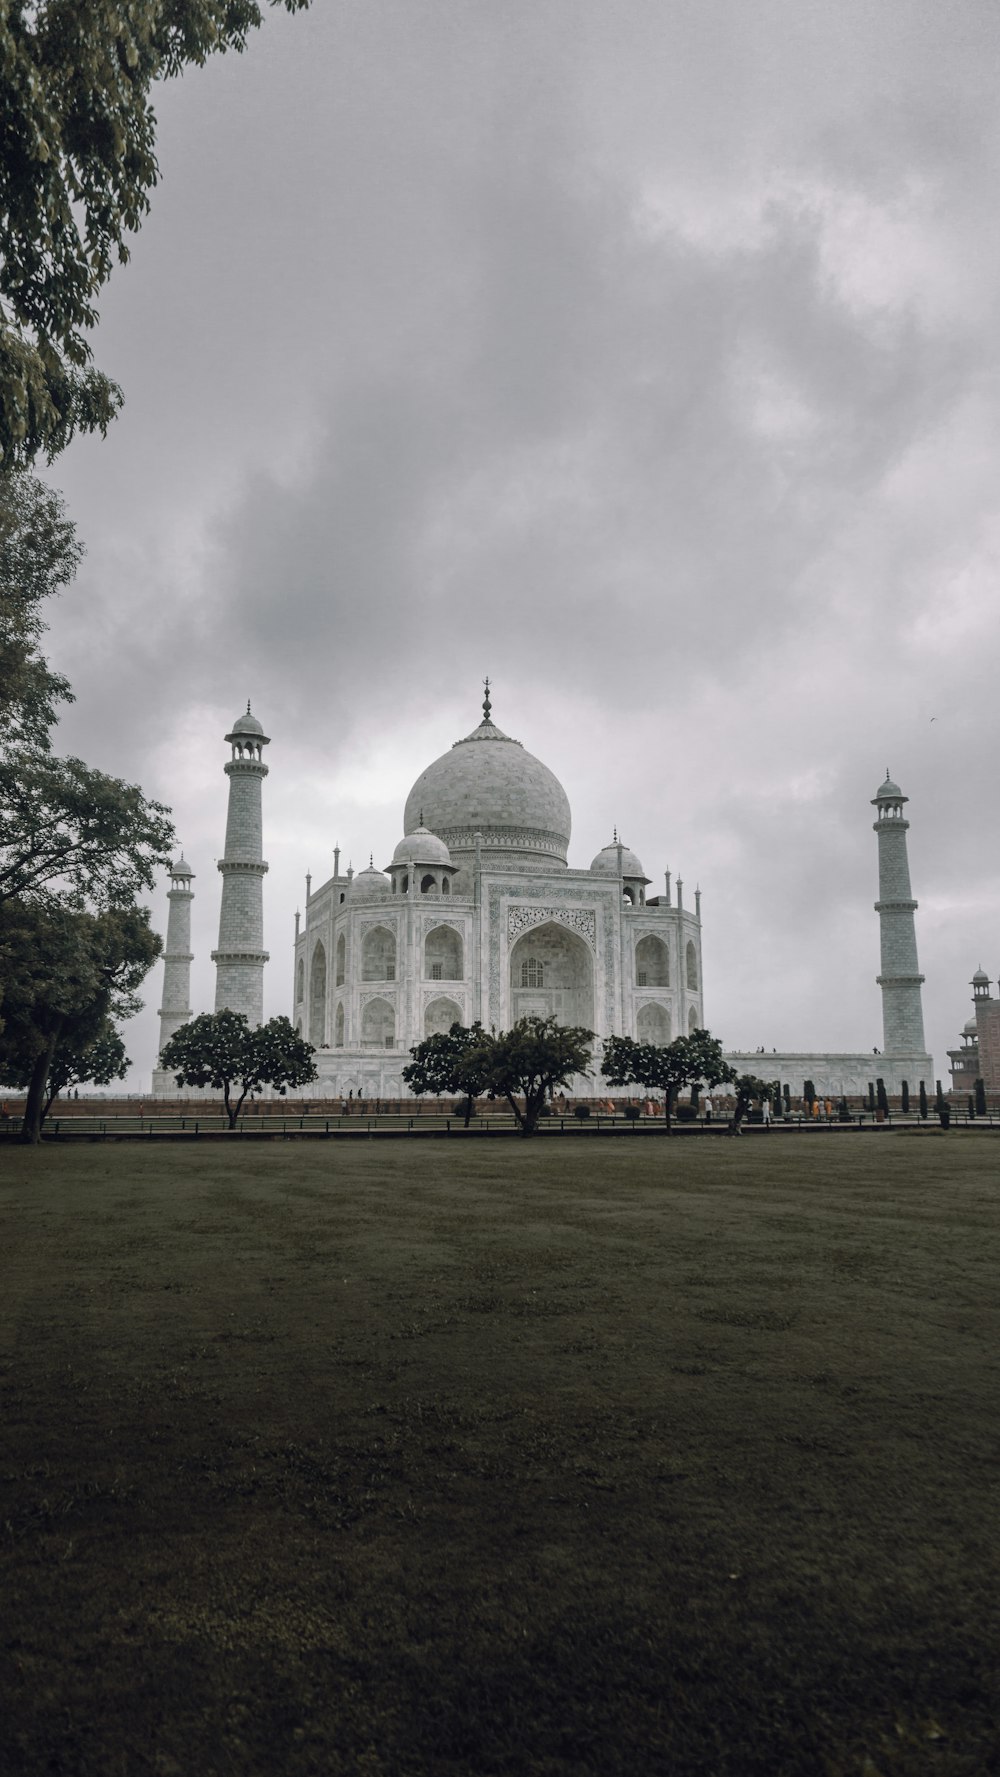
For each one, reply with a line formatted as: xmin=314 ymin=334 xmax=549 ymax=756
xmin=509 ymin=921 xmax=594 ymax=1029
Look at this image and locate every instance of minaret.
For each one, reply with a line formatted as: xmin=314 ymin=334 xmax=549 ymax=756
xmin=212 ymin=703 xmax=270 ymax=1024
xmin=872 ymin=772 xmax=926 ymax=1052
xmin=156 ymin=854 xmax=195 ymax=1057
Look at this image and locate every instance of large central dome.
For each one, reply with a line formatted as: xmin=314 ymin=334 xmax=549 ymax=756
xmin=403 ymin=709 xmax=571 ymax=878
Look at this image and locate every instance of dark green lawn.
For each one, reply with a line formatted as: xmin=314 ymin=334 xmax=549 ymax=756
xmin=1 ymin=1135 xmax=997 ymax=1775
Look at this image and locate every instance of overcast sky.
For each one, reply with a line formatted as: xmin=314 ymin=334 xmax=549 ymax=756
xmin=42 ymin=0 xmax=1000 ymax=1088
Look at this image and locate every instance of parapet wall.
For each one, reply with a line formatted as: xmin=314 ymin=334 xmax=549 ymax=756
xmin=724 ymin=1052 xmax=936 ymax=1098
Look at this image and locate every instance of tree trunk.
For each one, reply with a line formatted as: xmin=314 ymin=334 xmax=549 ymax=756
xmin=504 ymin=1090 xmax=526 ymax=1132
xmin=21 ymin=1031 xmax=58 ymax=1144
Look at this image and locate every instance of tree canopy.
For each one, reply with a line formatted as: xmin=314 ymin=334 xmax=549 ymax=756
xmin=402 ymin=1022 xmax=493 ymax=1125
xmin=0 ymin=472 xmax=80 ymax=745
xmin=160 ymin=1010 xmax=317 ymax=1126
xmin=480 ymin=1015 xmax=594 ymax=1136
xmin=602 ymin=1029 xmax=735 ymax=1130
xmin=1 ymin=0 xmax=310 ymax=464
xmin=0 ymin=898 xmax=159 ymax=1139
xmin=0 ymin=471 xmax=174 ymax=910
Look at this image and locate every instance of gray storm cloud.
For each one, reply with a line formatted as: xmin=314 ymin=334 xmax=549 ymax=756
xmin=40 ymin=0 xmax=1000 ymax=1082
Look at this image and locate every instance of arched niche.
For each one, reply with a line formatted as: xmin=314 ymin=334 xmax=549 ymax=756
xmin=637 ymin=1002 xmax=671 ymax=1045
xmin=425 ymin=924 xmax=463 ymax=980
xmin=361 ymin=925 xmax=396 ymax=982
xmin=296 ymin=956 xmax=305 ymax=1004
xmin=309 ymin=942 xmax=327 ymax=1047
xmin=686 ymin=940 xmax=698 ymax=991
xmin=688 ymin=1004 xmax=699 ymax=1034
xmin=335 ymin=932 xmax=345 ymax=986
xmin=635 ymin=934 xmax=669 ymax=987
xmin=335 ymin=1001 xmax=345 ymax=1046
xmin=425 ymin=996 xmax=463 ymax=1037
xmin=509 ymin=921 xmax=594 ymax=1030
xmin=361 ymin=997 xmax=395 ymax=1048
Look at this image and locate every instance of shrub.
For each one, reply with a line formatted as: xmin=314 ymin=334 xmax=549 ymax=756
xmin=674 ymin=1104 xmax=698 ymax=1121
xmin=621 ymin=1105 xmax=641 ymax=1120
xmin=975 ymin=1078 xmax=987 ymax=1116
xmin=919 ymin=1080 xmax=928 ymax=1118
xmin=573 ymin=1104 xmax=591 ymax=1120
xmin=901 ymin=1080 xmax=910 ymax=1113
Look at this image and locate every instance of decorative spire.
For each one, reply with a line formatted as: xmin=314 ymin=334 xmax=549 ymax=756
xmin=613 ymin=825 xmax=618 ymax=843
xmin=482 ymin=676 xmax=492 ymax=723
xmin=247 ymin=699 xmax=252 ymax=715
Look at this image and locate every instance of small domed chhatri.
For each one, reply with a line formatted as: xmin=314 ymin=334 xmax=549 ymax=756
xmin=230 ymin=700 xmax=265 ymax=738
xmin=390 ymin=825 xmax=452 ymax=868
xmin=350 ymin=857 xmax=391 ymax=900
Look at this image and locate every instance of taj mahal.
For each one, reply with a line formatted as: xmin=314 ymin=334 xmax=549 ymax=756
xmin=152 ymin=686 xmax=935 ymax=1100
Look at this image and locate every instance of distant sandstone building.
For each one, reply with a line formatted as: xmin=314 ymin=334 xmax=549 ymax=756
xmin=948 ymin=969 xmax=1000 ymax=1095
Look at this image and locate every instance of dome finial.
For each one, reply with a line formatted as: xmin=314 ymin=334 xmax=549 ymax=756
xmin=247 ymin=699 xmax=252 ymax=715
xmin=482 ymin=675 xmax=492 ymax=723
xmin=419 ymin=808 xmax=424 ymax=827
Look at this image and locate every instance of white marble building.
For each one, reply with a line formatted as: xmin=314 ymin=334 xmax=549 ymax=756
xmin=292 ymin=692 xmax=704 ymax=1097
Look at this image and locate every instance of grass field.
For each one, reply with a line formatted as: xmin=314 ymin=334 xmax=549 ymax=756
xmin=1 ymin=1135 xmax=997 ymax=1776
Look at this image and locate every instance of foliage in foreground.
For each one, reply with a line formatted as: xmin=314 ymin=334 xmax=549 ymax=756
xmin=602 ymin=1029 xmax=735 ymax=1130
xmin=160 ymin=1010 xmax=317 ymax=1127
xmin=402 ymin=1022 xmax=494 ymax=1126
xmin=405 ymin=1015 xmax=594 ymax=1136
xmin=0 ymin=0 xmax=310 ymax=465
xmin=0 ymin=899 xmax=156 ymax=1140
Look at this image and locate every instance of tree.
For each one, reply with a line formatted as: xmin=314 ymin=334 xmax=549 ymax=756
xmin=481 ymin=1015 xmax=594 ymax=1137
xmin=918 ymin=1080 xmax=928 ymax=1119
xmin=730 ymin=1073 xmax=774 ymax=1135
xmin=0 ymin=899 xmax=159 ymax=1140
xmin=160 ymin=1010 xmax=317 ymax=1127
xmin=0 ymin=472 xmax=80 ymax=746
xmin=0 ymin=0 xmax=310 ymax=465
xmin=876 ymin=1077 xmax=889 ymax=1115
xmin=0 ymin=749 xmax=174 ymax=911
xmin=42 ymin=1018 xmax=128 ymax=1120
xmin=0 ymin=469 xmax=175 ymax=912
xmin=402 ymin=1022 xmax=492 ymax=1126
xmin=602 ymin=1029 xmax=735 ymax=1132
xmin=901 ymin=1079 xmax=910 ymax=1113
xmin=975 ymin=1077 xmax=987 ymax=1117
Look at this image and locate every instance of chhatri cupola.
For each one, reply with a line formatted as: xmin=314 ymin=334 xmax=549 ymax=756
xmin=590 ymin=833 xmax=651 ymax=906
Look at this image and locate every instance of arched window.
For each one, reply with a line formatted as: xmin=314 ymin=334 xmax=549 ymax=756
xmin=361 ymin=925 xmax=396 ymax=981
xmin=309 ymin=942 xmax=327 ymax=1047
xmin=425 ymin=996 xmax=463 ymax=1037
xmin=361 ymin=997 xmax=395 ymax=1048
xmin=441 ymin=878 xmax=450 ymax=895
xmin=296 ymin=956 xmax=305 ymax=1003
xmin=635 ymin=934 xmax=669 ymax=988
xmin=425 ymin=925 xmax=463 ymax=981
xmin=688 ymin=1004 xmax=698 ymax=1034
xmin=420 ymin=873 xmax=436 ymax=894
xmin=521 ymin=957 xmax=544 ymax=988
xmin=335 ymin=1002 xmax=345 ymax=1046
xmin=637 ymin=1003 xmax=671 ymax=1045
xmin=335 ymin=932 xmax=345 ymax=986
xmin=686 ymin=941 xmax=698 ymax=990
